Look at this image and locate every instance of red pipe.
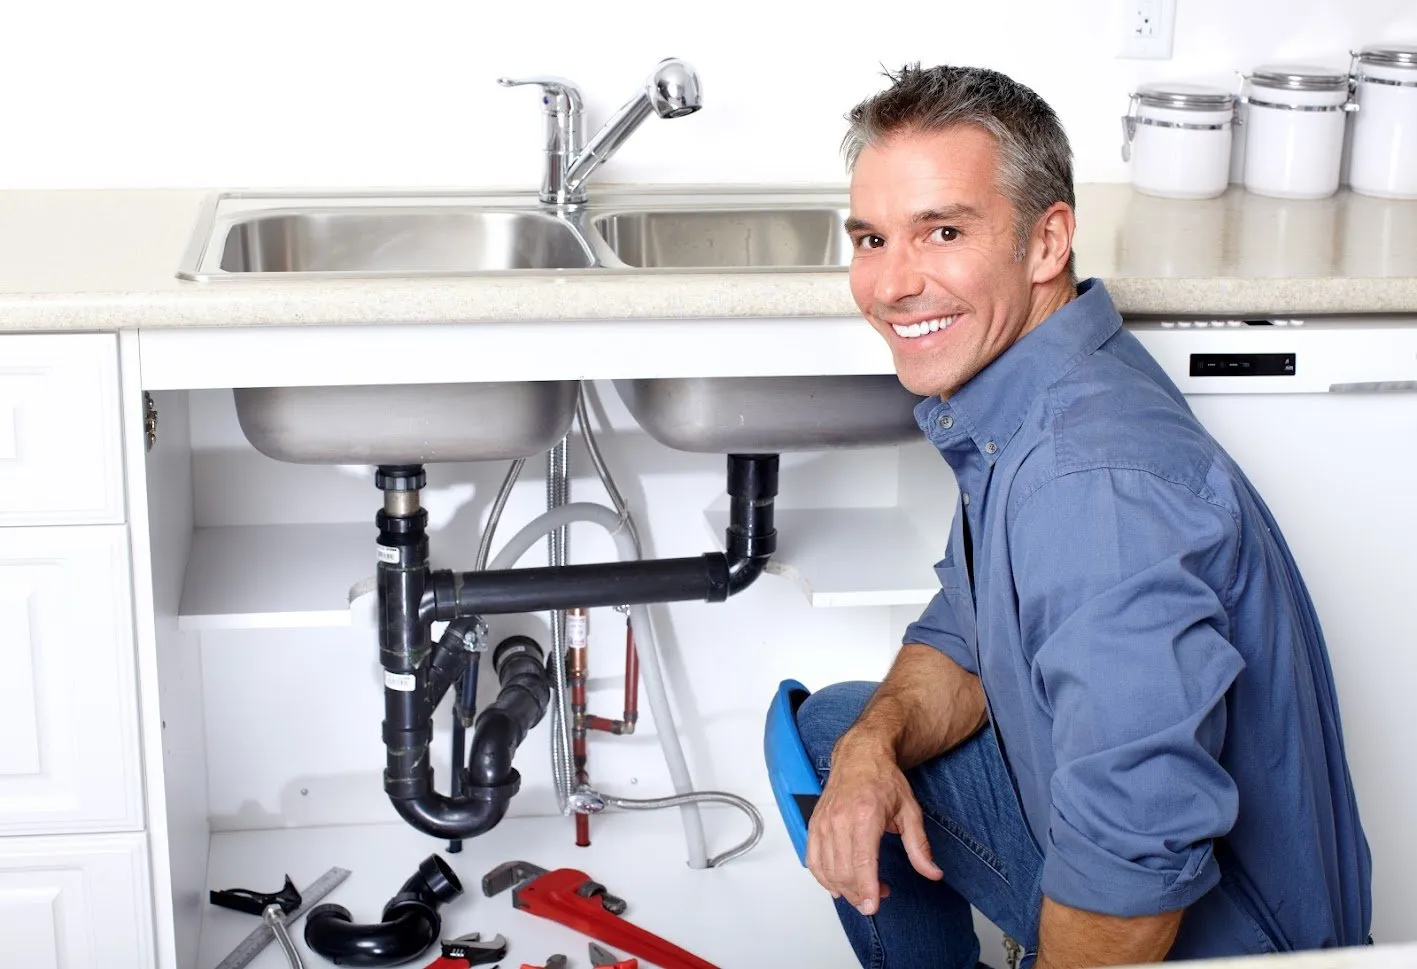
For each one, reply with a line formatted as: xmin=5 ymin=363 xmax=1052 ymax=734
xmin=568 ymin=608 xmax=590 ymax=848
xmin=587 ymin=613 xmax=640 ymax=735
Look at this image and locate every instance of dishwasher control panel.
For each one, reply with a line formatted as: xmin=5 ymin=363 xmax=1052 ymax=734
xmin=1189 ymin=352 xmax=1296 ymax=376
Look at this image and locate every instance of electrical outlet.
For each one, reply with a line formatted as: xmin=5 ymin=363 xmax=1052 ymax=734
xmin=1116 ymin=0 xmax=1176 ymax=59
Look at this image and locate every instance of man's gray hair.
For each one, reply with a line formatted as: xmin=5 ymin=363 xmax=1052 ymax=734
xmin=843 ymin=64 xmax=1076 ymax=277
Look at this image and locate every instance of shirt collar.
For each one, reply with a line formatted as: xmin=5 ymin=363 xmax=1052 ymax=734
xmin=914 ymin=278 xmax=1123 ymax=462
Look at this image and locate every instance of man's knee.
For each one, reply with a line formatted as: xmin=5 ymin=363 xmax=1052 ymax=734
xmin=796 ymin=681 xmax=879 ymax=768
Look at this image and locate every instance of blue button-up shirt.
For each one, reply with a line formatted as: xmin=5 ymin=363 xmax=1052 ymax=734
xmin=904 ymin=279 xmax=1372 ymax=954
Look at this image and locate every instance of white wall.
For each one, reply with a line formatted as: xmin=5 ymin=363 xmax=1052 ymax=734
xmin=2 ymin=0 xmax=1414 ymax=191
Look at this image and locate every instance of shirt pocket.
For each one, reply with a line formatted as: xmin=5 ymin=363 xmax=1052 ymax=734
xmin=933 ymin=560 xmax=977 ymax=646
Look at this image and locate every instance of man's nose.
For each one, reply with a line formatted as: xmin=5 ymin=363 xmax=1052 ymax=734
xmin=875 ymin=243 xmax=925 ymax=306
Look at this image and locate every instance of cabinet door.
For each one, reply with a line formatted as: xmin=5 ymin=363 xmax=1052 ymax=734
xmin=0 ymin=525 xmax=143 ymax=833
xmin=0 ymin=333 xmax=124 ymax=526
xmin=0 ymin=833 xmax=154 ymax=969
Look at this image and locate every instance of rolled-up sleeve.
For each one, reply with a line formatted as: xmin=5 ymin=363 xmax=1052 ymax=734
xmin=904 ymin=579 xmax=977 ymax=675
xmin=1011 ymin=467 xmax=1245 ymax=917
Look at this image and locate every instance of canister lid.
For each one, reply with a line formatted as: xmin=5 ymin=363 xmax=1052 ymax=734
xmin=1356 ymin=44 xmax=1417 ymax=68
xmin=1134 ymin=82 xmax=1236 ymax=110
xmin=1250 ymin=63 xmax=1350 ymax=91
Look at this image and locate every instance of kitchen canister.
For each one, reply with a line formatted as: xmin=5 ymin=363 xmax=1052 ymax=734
xmin=1348 ymin=44 xmax=1417 ymax=199
xmin=1239 ymin=64 xmax=1353 ymax=199
xmin=1122 ymin=83 xmax=1237 ymax=199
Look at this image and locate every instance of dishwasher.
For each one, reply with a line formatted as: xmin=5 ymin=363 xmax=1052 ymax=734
xmin=1130 ymin=313 xmax=1417 ymax=943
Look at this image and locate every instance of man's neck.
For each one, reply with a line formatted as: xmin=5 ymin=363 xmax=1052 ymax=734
xmin=1020 ymin=277 xmax=1078 ymax=341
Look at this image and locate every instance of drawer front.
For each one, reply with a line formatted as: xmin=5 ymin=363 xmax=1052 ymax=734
xmin=0 ymin=833 xmax=154 ymax=969
xmin=0 ymin=333 xmax=124 ymax=526
xmin=0 ymin=525 xmax=143 ymax=833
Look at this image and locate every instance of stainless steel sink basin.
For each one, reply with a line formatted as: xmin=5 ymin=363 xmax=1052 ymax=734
xmin=218 ymin=208 xmax=598 ymax=274
xmin=233 ymin=381 xmax=580 ymax=464
xmin=177 ymin=188 xmax=859 ymax=280
xmin=591 ymin=207 xmax=852 ymax=269
xmin=613 ymin=375 xmax=923 ymax=453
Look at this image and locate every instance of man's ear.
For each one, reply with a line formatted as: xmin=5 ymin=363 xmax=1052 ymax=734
xmin=1030 ymin=202 xmax=1076 ymax=284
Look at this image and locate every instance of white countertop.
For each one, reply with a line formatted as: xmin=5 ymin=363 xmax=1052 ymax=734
xmin=0 ymin=183 xmax=1414 ymax=333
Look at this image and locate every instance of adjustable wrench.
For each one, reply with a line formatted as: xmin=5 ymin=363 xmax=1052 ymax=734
xmin=482 ymin=861 xmax=720 ymax=969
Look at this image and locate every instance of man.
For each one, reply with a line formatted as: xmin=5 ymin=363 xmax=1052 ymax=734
xmin=799 ymin=64 xmax=1372 ymax=968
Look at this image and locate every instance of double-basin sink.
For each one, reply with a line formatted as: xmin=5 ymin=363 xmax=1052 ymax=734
xmin=178 ymin=187 xmax=923 ymax=464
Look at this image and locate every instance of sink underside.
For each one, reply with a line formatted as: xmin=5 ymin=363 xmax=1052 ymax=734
xmin=233 ymin=381 xmax=580 ymax=464
xmin=614 ymin=376 xmax=923 ymax=453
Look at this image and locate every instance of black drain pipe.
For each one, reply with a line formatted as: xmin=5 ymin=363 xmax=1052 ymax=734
xmin=376 ymin=454 xmax=778 ymax=841
xmin=421 ymin=453 xmax=779 ymax=621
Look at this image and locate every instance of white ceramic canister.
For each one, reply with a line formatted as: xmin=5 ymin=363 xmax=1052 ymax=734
xmin=1348 ymin=44 xmax=1417 ymax=199
xmin=1240 ymin=64 xmax=1353 ymax=199
xmin=1123 ymin=82 xmax=1237 ymax=200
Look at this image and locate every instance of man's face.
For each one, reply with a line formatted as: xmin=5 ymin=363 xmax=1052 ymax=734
xmin=847 ymin=125 xmax=1043 ymax=399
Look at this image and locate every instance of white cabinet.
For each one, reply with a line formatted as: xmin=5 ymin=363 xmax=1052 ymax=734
xmin=0 ymin=333 xmax=124 ymax=527
xmin=0 ymin=525 xmax=144 ymax=834
xmin=0 ymin=833 xmax=154 ymax=969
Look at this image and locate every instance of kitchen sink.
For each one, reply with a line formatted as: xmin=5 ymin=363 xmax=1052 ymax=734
xmin=233 ymin=381 xmax=580 ymax=464
xmin=218 ymin=208 xmax=598 ymax=275
xmin=590 ymin=207 xmax=852 ymax=269
xmin=177 ymin=187 xmax=860 ymax=280
xmin=613 ymin=375 xmax=924 ymax=453
xmin=184 ymin=188 xmax=916 ymax=464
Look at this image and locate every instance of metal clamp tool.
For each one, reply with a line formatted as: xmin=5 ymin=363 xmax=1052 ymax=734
xmin=211 ymin=867 xmax=351 ymax=969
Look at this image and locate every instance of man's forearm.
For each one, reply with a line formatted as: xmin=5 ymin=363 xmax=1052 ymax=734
xmin=1035 ymin=896 xmax=1183 ymax=969
xmin=837 ymin=643 xmax=988 ymax=769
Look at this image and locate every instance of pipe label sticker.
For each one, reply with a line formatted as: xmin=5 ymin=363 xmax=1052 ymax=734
xmin=376 ymin=544 xmax=400 ymax=564
xmin=384 ymin=671 xmax=417 ymax=692
xmin=567 ymin=613 xmax=589 ymax=649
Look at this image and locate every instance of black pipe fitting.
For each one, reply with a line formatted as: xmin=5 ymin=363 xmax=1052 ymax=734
xmin=383 ymin=626 xmax=550 ymax=840
xmin=303 ymin=854 xmax=461 ymax=967
xmin=426 ymin=618 xmax=479 ymax=710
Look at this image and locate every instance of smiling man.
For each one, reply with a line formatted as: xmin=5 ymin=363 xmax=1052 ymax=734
xmin=797 ymin=65 xmax=1373 ymax=967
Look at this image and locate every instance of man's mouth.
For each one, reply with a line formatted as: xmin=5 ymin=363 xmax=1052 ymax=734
xmin=889 ymin=315 xmax=957 ymax=339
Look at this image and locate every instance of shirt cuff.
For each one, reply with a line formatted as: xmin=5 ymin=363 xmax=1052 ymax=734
xmin=1041 ymin=810 xmax=1221 ymax=917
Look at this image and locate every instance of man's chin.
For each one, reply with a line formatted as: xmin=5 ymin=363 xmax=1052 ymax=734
xmin=892 ymin=360 xmax=951 ymax=399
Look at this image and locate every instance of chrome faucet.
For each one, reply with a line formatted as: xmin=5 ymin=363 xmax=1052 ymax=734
xmin=498 ymin=59 xmax=703 ymax=207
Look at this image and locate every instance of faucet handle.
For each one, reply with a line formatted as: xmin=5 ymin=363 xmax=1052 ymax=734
xmin=496 ymin=75 xmax=584 ymax=114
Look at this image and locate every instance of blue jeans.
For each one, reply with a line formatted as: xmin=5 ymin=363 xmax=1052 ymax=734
xmin=798 ymin=681 xmax=1044 ymax=969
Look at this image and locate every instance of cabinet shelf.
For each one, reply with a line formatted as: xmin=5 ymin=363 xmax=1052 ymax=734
xmin=704 ymin=506 xmax=939 ymax=608
xmin=179 ymin=523 xmax=373 ymax=631
xmin=179 ymin=506 xmax=941 ymax=631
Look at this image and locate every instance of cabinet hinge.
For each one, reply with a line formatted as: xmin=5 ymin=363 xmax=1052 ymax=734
xmin=143 ymin=392 xmax=158 ymax=452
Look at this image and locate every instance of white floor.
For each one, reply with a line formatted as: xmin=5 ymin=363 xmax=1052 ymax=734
xmin=198 ymin=805 xmax=962 ymax=969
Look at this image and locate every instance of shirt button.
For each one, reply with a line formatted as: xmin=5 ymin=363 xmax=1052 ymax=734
xmin=962 ymin=492 xmax=971 ymax=506
xmin=984 ymin=441 xmax=998 ymax=454
xmin=938 ymin=415 xmax=954 ymax=429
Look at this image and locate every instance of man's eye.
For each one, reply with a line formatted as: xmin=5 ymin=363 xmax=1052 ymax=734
xmin=854 ymin=234 xmax=885 ymax=250
xmin=931 ymin=226 xmax=959 ymax=242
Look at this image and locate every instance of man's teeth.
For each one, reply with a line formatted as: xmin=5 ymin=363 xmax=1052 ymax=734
xmin=892 ymin=316 xmax=956 ymax=339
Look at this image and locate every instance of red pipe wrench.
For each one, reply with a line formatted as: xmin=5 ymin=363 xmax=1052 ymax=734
xmin=481 ymin=861 xmax=720 ymax=969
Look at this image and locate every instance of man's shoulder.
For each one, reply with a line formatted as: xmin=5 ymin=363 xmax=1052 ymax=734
xmin=1010 ymin=347 xmax=1224 ymax=508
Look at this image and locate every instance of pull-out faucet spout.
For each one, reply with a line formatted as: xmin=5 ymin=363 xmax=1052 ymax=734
xmin=498 ymin=58 xmax=702 ymax=207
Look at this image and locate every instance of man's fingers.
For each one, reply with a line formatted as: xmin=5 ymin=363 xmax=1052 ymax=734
xmin=898 ymin=802 xmax=944 ymax=881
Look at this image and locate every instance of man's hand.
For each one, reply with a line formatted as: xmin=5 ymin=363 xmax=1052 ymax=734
xmin=805 ymin=731 xmax=944 ymax=916
xmin=802 ymin=643 xmax=988 ymax=916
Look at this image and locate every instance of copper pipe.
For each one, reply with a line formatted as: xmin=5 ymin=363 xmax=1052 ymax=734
xmin=587 ymin=613 xmax=640 ymax=735
xmin=568 ymin=608 xmax=590 ymax=847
